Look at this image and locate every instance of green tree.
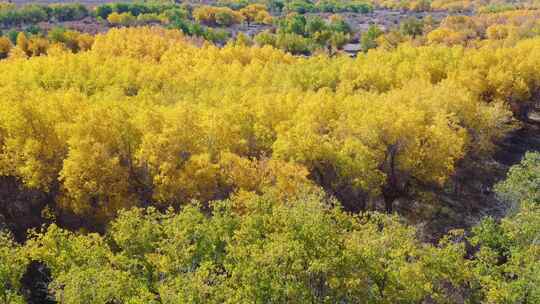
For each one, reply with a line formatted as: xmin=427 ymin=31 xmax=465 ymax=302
xmin=495 ymin=152 xmax=540 ymax=207
xmin=400 ymin=17 xmax=424 ymax=38
xmin=361 ymin=24 xmax=383 ymax=51
xmin=471 ymin=202 xmax=540 ymax=303
xmin=471 ymin=153 xmax=540 ymax=303
xmin=24 ymin=190 xmax=472 ymax=303
xmin=0 ymin=232 xmax=28 ymax=304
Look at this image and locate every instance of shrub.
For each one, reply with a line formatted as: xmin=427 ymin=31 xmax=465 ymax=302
xmin=193 ymin=6 xmax=244 ymax=26
xmin=254 ymin=30 xmax=277 ymax=47
xmin=50 ymin=3 xmax=89 ymax=22
xmin=276 ymin=32 xmax=311 ymax=54
xmin=107 ymin=12 xmax=136 ymax=26
xmin=0 ymin=36 xmax=12 ymax=59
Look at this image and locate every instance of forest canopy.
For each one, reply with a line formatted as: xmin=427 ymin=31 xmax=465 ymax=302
xmin=2 ymin=27 xmax=538 ymax=223
xmin=0 ymin=8 xmax=539 ymax=302
xmin=1 ymin=154 xmax=540 ymax=303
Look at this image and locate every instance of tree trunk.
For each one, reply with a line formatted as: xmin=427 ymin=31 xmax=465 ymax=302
xmin=381 ymin=143 xmax=400 ymax=213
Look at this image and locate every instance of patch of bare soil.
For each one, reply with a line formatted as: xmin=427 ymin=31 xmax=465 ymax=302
xmin=38 ymin=16 xmax=110 ymax=34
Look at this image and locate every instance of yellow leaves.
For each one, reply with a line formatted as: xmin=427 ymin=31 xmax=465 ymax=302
xmin=272 ymin=91 xmax=340 ymax=165
xmin=171 ymin=153 xmax=221 ymax=202
xmin=408 ymin=0 xmax=431 ymax=11
xmin=0 ymin=27 xmax=536 ymax=220
xmin=451 ymin=37 xmax=540 ymax=113
xmin=59 ymin=142 xmax=133 ymax=218
xmin=92 ymin=27 xmax=187 ymax=61
xmin=0 ymin=89 xmax=83 ymax=191
xmin=339 ymin=86 xmax=467 ymax=189
xmin=145 ymin=151 xmax=219 ymax=205
xmin=0 ymin=36 xmax=12 ymax=59
xmin=272 ymin=86 xmax=464 ymax=197
xmin=199 ymin=103 xmax=251 ymax=156
xmin=220 ymin=152 xmax=314 ymax=201
xmin=135 ymin=104 xmax=204 ymax=204
xmin=405 ymin=113 xmax=466 ymax=185
xmin=423 ymin=9 xmax=540 ymax=47
xmin=27 ymin=36 xmax=49 ymax=57
xmin=134 ymin=102 xmax=313 ymax=205
xmin=0 ymin=1 xmax=15 ymax=10
xmin=427 ymin=28 xmax=467 ymax=46
xmin=486 ymin=24 xmax=511 ymax=40
xmin=16 ymin=32 xmax=29 ymax=54
xmin=58 ymin=30 xmax=95 ymax=53
xmin=430 ymin=0 xmax=473 ymax=11
xmin=239 ymin=4 xmax=272 ymax=25
xmin=58 ymin=101 xmax=139 ymax=219
xmin=193 ymin=5 xmax=244 ymax=26
xmin=107 ymin=12 xmax=136 ymax=26
xmin=75 ymin=33 xmax=94 ymax=52
xmin=336 ymin=137 xmax=385 ymax=193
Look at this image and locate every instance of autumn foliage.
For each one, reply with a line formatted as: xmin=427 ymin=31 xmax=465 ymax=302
xmin=0 ymin=8 xmax=539 ymax=300
xmin=0 ymin=26 xmax=537 ymax=223
xmin=193 ymin=5 xmax=244 ymax=26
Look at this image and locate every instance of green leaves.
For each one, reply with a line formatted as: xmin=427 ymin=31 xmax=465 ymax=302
xmin=0 ymin=232 xmax=28 ymax=304
xmin=495 ymin=152 xmax=540 ymax=207
xmin=7 ymin=152 xmax=540 ymax=303
xmin=471 ymin=203 xmax=540 ymax=303
xmin=17 ymin=191 xmax=474 ymax=303
xmin=471 ymin=154 xmax=540 ymax=303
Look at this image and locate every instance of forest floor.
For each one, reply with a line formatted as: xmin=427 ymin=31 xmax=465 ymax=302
xmin=416 ymin=118 xmax=540 ymax=242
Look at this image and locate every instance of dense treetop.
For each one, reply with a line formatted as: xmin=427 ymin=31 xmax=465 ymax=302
xmin=0 ymin=2 xmax=540 ymax=300
xmin=3 ymin=26 xmax=538 ymax=223
xmin=1 ymin=153 xmax=540 ymax=303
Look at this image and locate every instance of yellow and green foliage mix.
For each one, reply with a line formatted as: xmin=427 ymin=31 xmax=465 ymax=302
xmin=7 ymin=30 xmax=94 ymax=59
xmin=193 ymin=5 xmax=246 ymax=26
xmin=374 ymin=9 xmax=540 ymax=50
xmin=194 ymin=3 xmax=273 ymax=26
xmin=373 ymin=0 xmax=540 ymax=12
xmin=1 ymin=192 xmax=475 ymax=303
xmin=2 ymin=154 xmax=539 ymax=303
xmin=426 ymin=9 xmax=540 ymax=46
xmin=1 ymin=25 xmax=540 ymax=303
